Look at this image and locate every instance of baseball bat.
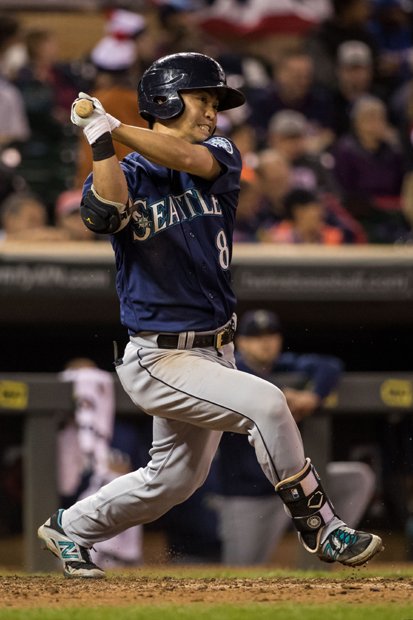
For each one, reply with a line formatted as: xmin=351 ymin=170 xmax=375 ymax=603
xmin=74 ymin=99 xmax=94 ymax=118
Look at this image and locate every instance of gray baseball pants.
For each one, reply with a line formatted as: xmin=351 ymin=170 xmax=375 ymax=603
xmin=61 ymin=333 xmax=305 ymax=547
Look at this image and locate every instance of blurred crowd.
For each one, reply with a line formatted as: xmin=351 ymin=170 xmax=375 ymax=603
xmin=1 ymin=0 xmax=413 ymax=244
xmin=3 ymin=0 xmax=413 ymax=566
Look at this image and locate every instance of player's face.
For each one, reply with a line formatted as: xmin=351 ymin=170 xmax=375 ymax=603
xmin=237 ymin=333 xmax=283 ymax=366
xmin=171 ymin=90 xmax=219 ymax=142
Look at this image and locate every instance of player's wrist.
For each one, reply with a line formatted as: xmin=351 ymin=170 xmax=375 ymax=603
xmin=91 ymin=132 xmax=116 ymax=161
xmin=83 ymin=115 xmax=112 ymax=146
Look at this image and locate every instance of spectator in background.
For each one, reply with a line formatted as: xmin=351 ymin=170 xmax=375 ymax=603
xmin=0 ymin=156 xmax=26 ymax=206
xmin=0 ymin=192 xmax=68 ymax=241
xmin=261 ymin=188 xmax=345 ymax=245
xmin=217 ymin=52 xmax=273 ymax=134
xmin=58 ymin=357 xmax=143 ymax=568
xmin=154 ymin=0 xmax=222 ymax=59
xmin=332 ymin=40 xmax=377 ymax=137
xmin=233 ymin=168 xmax=264 ymax=243
xmin=54 ymin=189 xmax=95 ymax=241
xmin=196 ymin=0 xmax=332 ymax=41
xmin=0 ymin=14 xmax=29 ymax=210
xmin=394 ymin=84 xmax=413 ymax=229
xmin=305 ymin=0 xmax=378 ymax=89
xmin=332 ymin=94 xmax=410 ymax=242
xmin=0 ymin=13 xmax=26 ymax=81
xmin=253 ymin=149 xmax=292 ymax=230
xmin=0 ymin=14 xmax=30 ymax=146
xmin=268 ymin=109 xmax=339 ymax=193
xmin=13 ymin=28 xmax=80 ymax=211
xmin=248 ymin=50 xmax=335 ymax=151
xmin=89 ymin=9 xmax=154 ymax=80
xmin=213 ymin=309 xmax=376 ymax=565
xmin=226 ymin=120 xmax=259 ymax=172
xmin=74 ymin=11 xmax=148 ymax=187
xmin=268 ymin=108 xmax=367 ymax=243
xmin=368 ymin=0 xmax=413 ymax=99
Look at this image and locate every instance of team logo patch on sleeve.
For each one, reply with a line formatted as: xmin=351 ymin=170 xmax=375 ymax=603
xmin=206 ymin=136 xmax=233 ymax=154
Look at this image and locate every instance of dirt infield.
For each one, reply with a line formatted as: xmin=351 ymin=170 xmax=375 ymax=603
xmin=1 ymin=568 xmax=413 ymax=608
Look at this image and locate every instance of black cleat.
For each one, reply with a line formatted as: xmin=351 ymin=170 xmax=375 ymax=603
xmin=316 ymin=525 xmax=384 ymax=567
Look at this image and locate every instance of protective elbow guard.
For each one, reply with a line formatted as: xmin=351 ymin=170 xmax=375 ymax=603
xmin=81 ymin=188 xmax=129 ymax=234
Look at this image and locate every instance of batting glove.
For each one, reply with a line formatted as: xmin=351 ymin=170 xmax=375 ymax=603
xmin=71 ymin=92 xmax=121 ymax=145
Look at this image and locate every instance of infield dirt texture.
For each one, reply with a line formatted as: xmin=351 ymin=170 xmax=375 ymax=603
xmin=1 ymin=566 xmax=413 ymax=618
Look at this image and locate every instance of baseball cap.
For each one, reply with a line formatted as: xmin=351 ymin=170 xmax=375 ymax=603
xmin=91 ymin=10 xmax=146 ymax=73
xmin=337 ymin=41 xmax=372 ymax=67
xmin=91 ymin=36 xmax=138 ymax=72
xmin=238 ymin=310 xmax=282 ymax=336
xmin=269 ymin=110 xmax=307 ymax=137
xmin=105 ymin=10 xmax=146 ymax=38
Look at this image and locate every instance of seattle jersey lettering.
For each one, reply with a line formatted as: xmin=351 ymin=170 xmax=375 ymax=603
xmin=131 ymin=188 xmax=223 ymax=241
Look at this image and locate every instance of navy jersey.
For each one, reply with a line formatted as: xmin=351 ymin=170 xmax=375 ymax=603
xmin=83 ymin=136 xmax=242 ymax=334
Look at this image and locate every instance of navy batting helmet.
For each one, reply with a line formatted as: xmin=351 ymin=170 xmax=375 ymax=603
xmin=137 ymin=52 xmax=245 ymax=122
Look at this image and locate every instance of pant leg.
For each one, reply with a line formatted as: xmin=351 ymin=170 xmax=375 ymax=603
xmin=76 ymin=473 xmax=143 ymax=566
xmin=63 ymin=417 xmax=222 ymax=546
xmin=326 ymin=461 xmax=376 ymax=527
xmin=119 ymin=337 xmax=305 ymax=485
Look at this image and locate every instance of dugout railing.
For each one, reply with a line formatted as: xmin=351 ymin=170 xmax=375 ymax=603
xmin=1 ymin=371 xmax=412 ymax=572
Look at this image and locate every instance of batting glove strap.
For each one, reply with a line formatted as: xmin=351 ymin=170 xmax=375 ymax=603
xmin=107 ymin=114 xmax=121 ymax=131
xmin=83 ymin=115 xmax=112 ymax=146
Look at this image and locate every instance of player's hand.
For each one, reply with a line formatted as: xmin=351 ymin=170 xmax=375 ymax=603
xmin=283 ymin=388 xmax=321 ymax=422
xmin=71 ymin=92 xmax=120 ymax=130
xmin=71 ymin=92 xmax=105 ymax=127
xmin=71 ymin=93 xmax=121 ymax=145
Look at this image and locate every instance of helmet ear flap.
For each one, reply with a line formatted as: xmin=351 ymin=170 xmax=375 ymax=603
xmin=138 ymin=72 xmax=186 ymax=122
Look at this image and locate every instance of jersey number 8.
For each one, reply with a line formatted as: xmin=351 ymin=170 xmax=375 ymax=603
xmin=216 ymin=229 xmax=230 ymax=270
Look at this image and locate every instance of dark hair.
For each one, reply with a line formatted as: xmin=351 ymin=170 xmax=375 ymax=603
xmin=25 ymin=29 xmax=54 ymax=61
xmin=332 ymin=0 xmax=365 ymax=17
xmin=284 ymin=188 xmax=318 ymax=218
xmin=0 ymin=14 xmax=19 ymax=51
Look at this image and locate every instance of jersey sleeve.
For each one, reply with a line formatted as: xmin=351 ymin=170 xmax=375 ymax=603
xmin=201 ymin=136 xmax=242 ymax=193
xmin=119 ymin=153 xmax=145 ymax=196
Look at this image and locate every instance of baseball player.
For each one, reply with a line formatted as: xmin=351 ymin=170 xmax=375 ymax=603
xmin=38 ymin=52 xmax=383 ymax=578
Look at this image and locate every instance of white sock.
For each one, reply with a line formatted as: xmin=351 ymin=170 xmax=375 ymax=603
xmin=320 ymin=516 xmax=346 ymax=544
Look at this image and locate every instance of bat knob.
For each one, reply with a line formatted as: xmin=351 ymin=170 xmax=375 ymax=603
xmin=74 ymin=99 xmax=94 ymax=118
